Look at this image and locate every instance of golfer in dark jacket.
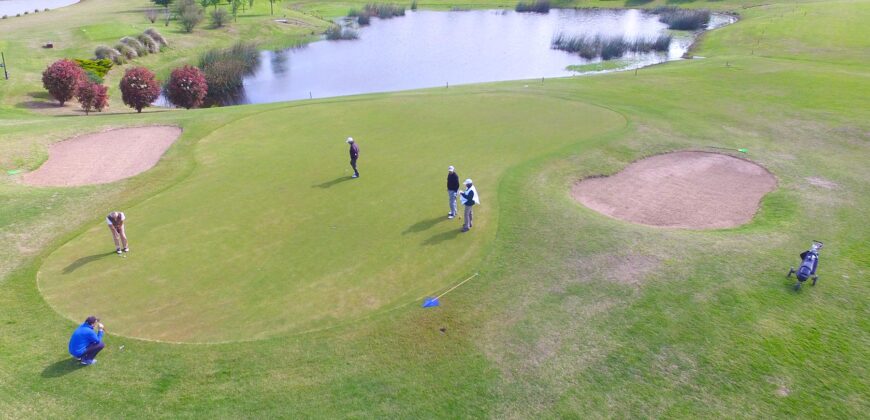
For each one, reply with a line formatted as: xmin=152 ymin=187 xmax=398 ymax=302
xmin=447 ymin=166 xmax=460 ymax=219
xmin=68 ymin=316 xmax=105 ymax=366
xmin=459 ymin=179 xmax=480 ymax=232
xmin=347 ymin=137 xmax=360 ymax=178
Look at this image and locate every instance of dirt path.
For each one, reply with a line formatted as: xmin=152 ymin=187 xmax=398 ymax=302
xmin=22 ymin=126 xmax=182 ymax=187
xmin=572 ymin=151 xmax=777 ymax=229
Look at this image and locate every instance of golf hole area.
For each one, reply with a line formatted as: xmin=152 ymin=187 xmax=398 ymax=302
xmin=572 ymin=151 xmax=777 ymax=229
xmin=22 ymin=126 xmax=182 ymax=187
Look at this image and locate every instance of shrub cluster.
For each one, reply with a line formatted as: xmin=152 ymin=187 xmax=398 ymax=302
xmin=42 ymin=59 xmax=86 ymax=106
xmin=178 ymin=0 xmax=205 ymax=32
xmin=73 ymin=58 xmax=114 ymax=83
xmin=552 ymin=33 xmax=672 ymax=60
xmin=165 ymin=65 xmax=209 ymax=109
xmin=119 ymin=67 xmax=162 ymax=113
xmin=211 ymin=8 xmax=229 ymax=28
xmin=348 ymin=3 xmax=405 ymax=25
xmin=199 ymin=42 xmax=260 ymax=104
xmin=652 ymin=7 xmax=711 ymax=30
xmin=76 ymin=82 xmax=109 ymax=115
xmin=515 ymin=0 xmax=550 ymax=13
xmin=325 ymin=24 xmax=359 ymax=40
xmin=95 ymin=28 xmax=167 ymax=65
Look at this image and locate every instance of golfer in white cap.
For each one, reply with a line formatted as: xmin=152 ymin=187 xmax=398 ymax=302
xmin=447 ymin=166 xmax=460 ymax=219
xmin=458 ymin=179 xmax=480 ymax=232
xmin=346 ymin=137 xmax=360 ymax=178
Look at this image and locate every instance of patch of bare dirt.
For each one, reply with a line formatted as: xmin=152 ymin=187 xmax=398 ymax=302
xmin=806 ymin=176 xmax=839 ymax=189
xmin=22 ymin=126 xmax=182 ymax=187
xmin=572 ymin=151 xmax=777 ymax=229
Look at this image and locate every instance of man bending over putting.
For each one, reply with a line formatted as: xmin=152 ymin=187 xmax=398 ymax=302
xmin=68 ymin=316 xmax=106 ymax=366
xmin=106 ymin=211 xmax=128 ymax=254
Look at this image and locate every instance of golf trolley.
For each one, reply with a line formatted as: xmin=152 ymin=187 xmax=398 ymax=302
xmin=787 ymin=240 xmax=823 ymax=291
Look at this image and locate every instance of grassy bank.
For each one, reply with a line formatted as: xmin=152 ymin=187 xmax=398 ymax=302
xmin=0 ymin=0 xmax=868 ymax=417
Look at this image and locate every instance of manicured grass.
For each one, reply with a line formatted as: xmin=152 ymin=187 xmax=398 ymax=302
xmin=567 ymin=59 xmax=632 ymax=73
xmin=0 ymin=0 xmax=868 ymax=417
xmin=38 ymin=93 xmax=624 ymax=342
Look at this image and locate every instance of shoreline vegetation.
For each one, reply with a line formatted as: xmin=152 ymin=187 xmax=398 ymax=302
xmin=552 ymin=33 xmax=672 ymax=60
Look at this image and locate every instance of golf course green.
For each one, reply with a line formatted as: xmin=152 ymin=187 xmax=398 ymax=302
xmin=1 ymin=0 xmax=867 ymax=417
xmin=38 ymin=94 xmax=625 ymax=342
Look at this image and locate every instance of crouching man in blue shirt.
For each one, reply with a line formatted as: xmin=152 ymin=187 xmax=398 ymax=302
xmin=68 ymin=316 xmax=106 ymax=365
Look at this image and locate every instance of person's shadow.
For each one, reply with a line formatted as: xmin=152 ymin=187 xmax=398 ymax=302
xmin=41 ymin=358 xmax=84 ymax=378
xmin=62 ymin=252 xmax=116 ymax=274
xmin=403 ymin=216 xmax=444 ymax=235
xmin=313 ymin=176 xmax=352 ymax=189
xmin=423 ymin=229 xmax=462 ymax=246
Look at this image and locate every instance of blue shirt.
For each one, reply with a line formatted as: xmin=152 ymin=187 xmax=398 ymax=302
xmin=68 ymin=323 xmax=104 ymax=357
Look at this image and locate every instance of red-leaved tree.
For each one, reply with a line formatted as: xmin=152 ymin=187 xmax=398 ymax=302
xmin=42 ymin=59 xmax=86 ymax=106
xmin=76 ymin=82 xmax=109 ymax=115
xmin=165 ymin=65 xmax=208 ymax=109
xmin=119 ymin=67 xmax=161 ymax=113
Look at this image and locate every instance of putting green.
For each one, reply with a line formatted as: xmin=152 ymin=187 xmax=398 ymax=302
xmin=38 ymin=93 xmax=624 ymax=342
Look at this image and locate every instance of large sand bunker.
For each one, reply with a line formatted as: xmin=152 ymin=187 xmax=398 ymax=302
xmin=572 ymin=151 xmax=777 ymax=229
xmin=23 ymin=126 xmax=182 ymax=187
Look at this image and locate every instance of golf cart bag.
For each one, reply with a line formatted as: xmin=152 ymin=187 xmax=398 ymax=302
xmin=787 ymin=240 xmax=822 ymax=291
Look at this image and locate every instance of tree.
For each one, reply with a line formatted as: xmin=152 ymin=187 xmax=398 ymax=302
xmin=211 ymin=8 xmax=229 ymax=27
xmin=231 ymin=0 xmax=242 ymax=22
xmin=119 ymin=67 xmax=161 ymax=113
xmin=269 ymin=0 xmax=275 ymax=15
xmin=41 ymin=59 xmax=85 ymax=106
xmin=165 ymin=65 xmax=208 ymax=109
xmin=177 ymin=0 xmax=204 ymax=32
xmin=151 ymin=0 xmax=173 ymax=26
xmin=76 ymin=81 xmax=109 ymax=115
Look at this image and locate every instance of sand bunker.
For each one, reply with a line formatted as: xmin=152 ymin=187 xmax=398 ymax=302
xmin=23 ymin=126 xmax=182 ymax=187
xmin=572 ymin=151 xmax=776 ymax=229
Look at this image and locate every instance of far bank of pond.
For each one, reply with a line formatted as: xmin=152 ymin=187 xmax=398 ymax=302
xmin=0 ymin=0 xmax=79 ymax=16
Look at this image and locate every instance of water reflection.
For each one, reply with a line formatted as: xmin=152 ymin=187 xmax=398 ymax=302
xmin=196 ymin=9 xmax=733 ymax=106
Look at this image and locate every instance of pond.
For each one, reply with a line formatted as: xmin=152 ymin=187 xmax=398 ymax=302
xmin=0 ymin=0 xmax=79 ymax=16
xmin=211 ymin=8 xmax=733 ymax=106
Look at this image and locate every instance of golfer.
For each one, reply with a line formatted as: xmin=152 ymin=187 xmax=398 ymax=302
xmin=458 ymin=179 xmax=480 ymax=232
xmin=447 ymin=166 xmax=460 ymax=219
xmin=347 ymin=137 xmax=360 ymax=178
xmin=106 ymin=211 xmax=128 ymax=254
xmin=68 ymin=316 xmax=106 ymax=366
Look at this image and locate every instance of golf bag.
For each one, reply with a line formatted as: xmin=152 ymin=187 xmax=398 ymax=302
xmin=787 ymin=241 xmax=822 ymax=291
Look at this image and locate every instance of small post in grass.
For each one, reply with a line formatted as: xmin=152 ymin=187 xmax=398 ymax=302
xmin=1 ymin=52 xmax=8 ymax=80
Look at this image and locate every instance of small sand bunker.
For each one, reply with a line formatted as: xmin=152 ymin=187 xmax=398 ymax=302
xmin=23 ymin=126 xmax=182 ymax=187
xmin=572 ymin=151 xmax=776 ymax=229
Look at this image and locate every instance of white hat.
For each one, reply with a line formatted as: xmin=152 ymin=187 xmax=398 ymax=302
xmin=448 ymin=166 xmax=455 ymax=171
xmin=464 ymin=178 xmax=473 ymax=184
xmin=346 ymin=137 xmax=354 ymax=143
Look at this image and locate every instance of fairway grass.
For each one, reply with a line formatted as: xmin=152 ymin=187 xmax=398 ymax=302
xmin=1 ymin=0 xmax=868 ymax=417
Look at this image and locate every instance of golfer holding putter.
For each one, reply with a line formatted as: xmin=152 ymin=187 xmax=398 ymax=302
xmin=347 ymin=137 xmax=360 ymax=178
xmin=447 ymin=166 xmax=460 ymax=219
xmin=106 ymin=211 xmax=128 ymax=254
xmin=458 ymin=179 xmax=480 ymax=232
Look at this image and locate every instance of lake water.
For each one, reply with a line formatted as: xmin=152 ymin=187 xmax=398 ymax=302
xmin=231 ymin=9 xmax=733 ymax=105
xmin=0 ymin=0 xmax=79 ymax=16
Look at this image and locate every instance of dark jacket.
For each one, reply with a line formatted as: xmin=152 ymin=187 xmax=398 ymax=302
xmin=349 ymin=143 xmax=359 ymax=159
xmin=460 ymin=188 xmax=475 ymax=206
xmin=447 ymin=172 xmax=460 ymax=191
